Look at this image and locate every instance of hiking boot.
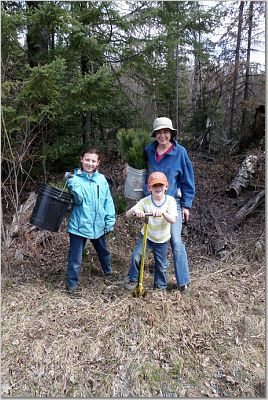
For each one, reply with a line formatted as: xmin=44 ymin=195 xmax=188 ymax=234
xmin=180 ymin=284 xmax=190 ymax=294
xmin=104 ymin=271 xmax=117 ymax=283
xmin=104 ymin=271 xmax=113 ymax=277
xmin=124 ymin=280 xmax=137 ymax=291
xmin=167 ymin=282 xmax=178 ymax=291
xmin=67 ymin=286 xmax=81 ymax=298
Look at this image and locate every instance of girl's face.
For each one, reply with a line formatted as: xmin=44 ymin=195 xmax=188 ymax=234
xmin=155 ymin=129 xmax=172 ymax=145
xmin=150 ymin=183 xmax=166 ymax=200
xmin=80 ymin=152 xmax=100 ymax=174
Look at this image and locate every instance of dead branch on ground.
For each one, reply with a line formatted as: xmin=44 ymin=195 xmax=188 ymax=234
xmin=235 ymin=190 xmax=265 ymax=226
xmin=226 ymin=155 xmax=258 ymax=197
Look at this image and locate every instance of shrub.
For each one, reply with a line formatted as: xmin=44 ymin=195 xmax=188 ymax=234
xmin=117 ymin=128 xmax=152 ymax=170
xmin=112 ymin=192 xmax=128 ymax=215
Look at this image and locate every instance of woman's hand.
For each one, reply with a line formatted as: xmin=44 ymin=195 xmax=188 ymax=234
xmin=182 ymin=207 xmax=190 ymax=223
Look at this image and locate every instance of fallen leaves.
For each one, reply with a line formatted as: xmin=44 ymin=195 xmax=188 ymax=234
xmin=1 ymin=152 xmax=265 ymax=397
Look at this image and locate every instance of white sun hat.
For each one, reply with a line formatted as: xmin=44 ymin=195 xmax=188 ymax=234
xmin=151 ymin=117 xmax=177 ymax=137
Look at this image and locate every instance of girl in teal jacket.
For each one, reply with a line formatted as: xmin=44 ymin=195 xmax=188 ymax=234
xmin=65 ymin=148 xmax=115 ymax=297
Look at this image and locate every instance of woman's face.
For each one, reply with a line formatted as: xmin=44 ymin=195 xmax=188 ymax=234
xmin=155 ymin=128 xmax=172 ymax=145
xmin=80 ymin=152 xmax=100 ymax=174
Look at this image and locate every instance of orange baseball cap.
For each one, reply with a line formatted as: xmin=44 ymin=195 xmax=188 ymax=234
xmin=148 ymin=172 xmax=168 ymax=187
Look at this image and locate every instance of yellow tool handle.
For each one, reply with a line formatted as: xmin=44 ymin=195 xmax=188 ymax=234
xmin=138 ymin=218 xmax=149 ymax=286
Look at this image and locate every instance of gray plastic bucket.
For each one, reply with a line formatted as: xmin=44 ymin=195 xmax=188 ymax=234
xmin=124 ymin=164 xmax=147 ymax=200
xmin=30 ymin=183 xmax=72 ymax=232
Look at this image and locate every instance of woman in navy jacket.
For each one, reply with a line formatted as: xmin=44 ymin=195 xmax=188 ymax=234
xmin=145 ymin=117 xmax=195 ymax=291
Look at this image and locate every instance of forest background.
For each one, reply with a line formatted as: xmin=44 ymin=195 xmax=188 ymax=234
xmin=2 ymin=0 xmax=265 ymax=204
xmin=1 ymin=1 xmax=266 ymax=398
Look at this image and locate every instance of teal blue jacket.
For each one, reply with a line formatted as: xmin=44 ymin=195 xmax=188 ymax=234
xmin=66 ymin=168 xmax=115 ymax=239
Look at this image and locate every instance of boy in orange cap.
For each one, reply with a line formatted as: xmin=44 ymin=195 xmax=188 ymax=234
xmin=124 ymin=172 xmax=177 ymax=290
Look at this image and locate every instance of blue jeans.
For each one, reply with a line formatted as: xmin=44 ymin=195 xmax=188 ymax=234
xmin=128 ymin=234 xmax=169 ymax=289
xmin=66 ymin=233 xmax=112 ymax=288
xmin=170 ymin=200 xmax=190 ymax=287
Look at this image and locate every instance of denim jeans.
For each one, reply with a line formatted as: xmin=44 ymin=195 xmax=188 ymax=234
xmin=170 ymin=200 xmax=190 ymax=287
xmin=128 ymin=234 xmax=169 ymax=289
xmin=66 ymin=233 xmax=112 ymax=288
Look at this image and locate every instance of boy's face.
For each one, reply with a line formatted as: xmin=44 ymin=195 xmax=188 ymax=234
xmin=150 ymin=183 xmax=166 ymax=200
xmin=80 ymin=152 xmax=100 ymax=174
xmin=155 ymin=128 xmax=172 ymax=145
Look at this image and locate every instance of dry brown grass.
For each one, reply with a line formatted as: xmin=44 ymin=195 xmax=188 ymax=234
xmin=1 ymin=213 xmax=265 ymax=398
xmin=1 ymin=151 xmax=265 ymax=397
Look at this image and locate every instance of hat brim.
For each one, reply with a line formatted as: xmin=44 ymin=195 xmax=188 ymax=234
xmin=151 ymin=127 xmax=177 ymax=137
xmin=149 ymin=180 xmax=168 ymax=186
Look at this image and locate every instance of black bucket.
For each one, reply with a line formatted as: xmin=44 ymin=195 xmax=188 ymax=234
xmin=30 ymin=183 xmax=72 ymax=232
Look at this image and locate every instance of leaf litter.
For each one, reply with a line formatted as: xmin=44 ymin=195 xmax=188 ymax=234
xmin=1 ymin=151 xmax=265 ymax=397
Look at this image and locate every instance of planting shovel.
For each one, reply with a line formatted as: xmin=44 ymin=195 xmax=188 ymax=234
xmin=133 ymin=212 xmax=159 ymax=298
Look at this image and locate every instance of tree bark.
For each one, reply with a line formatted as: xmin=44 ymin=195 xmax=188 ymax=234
xmin=26 ymin=1 xmax=48 ymax=67
xmin=191 ymin=47 xmax=199 ymax=132
xmin=228 ymin=1 xmax=244 ymax=138
xmin=240 ymin=2 xmax=254 ymax=137
xmin=235 ymin=190 xmax=264 ymax=224
xmin=175 ymin=44 xmax=180 ymax=132
xmin=207 ymin=205 xmax=229 ymax=259
xmin=80 ymin=2 xmax=93 ymax=145
xmin=191 ymin=2 xmax=203 ymax=137
xmin=226 ymin=155 xmax=258 ymax=197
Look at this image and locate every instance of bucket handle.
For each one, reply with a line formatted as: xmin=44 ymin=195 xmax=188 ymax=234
xmin=59 ymin=181 xmax=68 ymax=198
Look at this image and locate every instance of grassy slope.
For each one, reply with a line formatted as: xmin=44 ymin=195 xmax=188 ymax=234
xmin=1 ymin=152 xmax=265 ymax=397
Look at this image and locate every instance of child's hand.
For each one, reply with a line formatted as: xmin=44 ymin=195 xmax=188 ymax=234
xmin=133 ymin=210 xmax=145 ymax=218
xmin=104 ymin=228 xmax=113 ymax=235
xmin=64 ymin=172 xmax=73 ymax=180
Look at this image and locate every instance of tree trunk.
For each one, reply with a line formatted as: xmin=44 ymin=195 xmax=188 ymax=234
xmin=228 ymin=1 xmax=244 ymax=138
xmin=175 ymin=44 xmax=180 ymax=132
xmin=191 ymin=49 xmax=199 ymax=132
xmin=240 ymin=2 xmax=254 ymax=144
xmin=26 ymin=1 xmax=48 ymax=67
xmin=50 ymin=28 xmax=55 ymax=51
xmin=191 ymin=2 xmax=203 ymax=137
xmin=80 ymin=2 xmax=93 ymax=145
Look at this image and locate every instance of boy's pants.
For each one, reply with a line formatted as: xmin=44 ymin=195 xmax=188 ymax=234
xmin=66 ymin=233 xmax=112 ymax=289
xmin=128 ymin=234 xmax=169 ymax=289
xmin=170 ymin=200 xmax=190 ymax=287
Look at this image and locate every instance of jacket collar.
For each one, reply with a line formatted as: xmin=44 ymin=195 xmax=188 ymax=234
xmin=149 ymin=139 xmax=177 ymax=155
xmin=74 ymin=168 xmax=99 ymax=180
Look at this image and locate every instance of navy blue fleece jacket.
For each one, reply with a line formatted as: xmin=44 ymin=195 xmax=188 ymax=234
xmin=145 ymin=140 xmax=195 ymax=209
